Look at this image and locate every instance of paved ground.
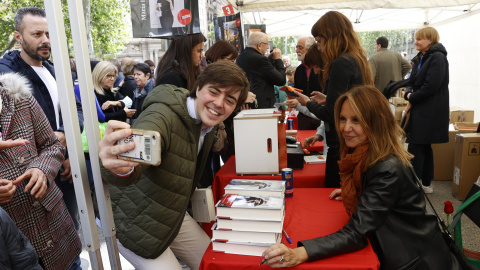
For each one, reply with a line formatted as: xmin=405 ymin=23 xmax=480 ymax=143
xmin=425 ymin=180 xmax=480 ymax=251
xmin=78 ymin=180 xmax=479 ymax=269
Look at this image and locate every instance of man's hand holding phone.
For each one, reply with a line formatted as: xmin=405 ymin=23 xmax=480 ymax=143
xmin=98 ymin=120 xmax=139 ymax=175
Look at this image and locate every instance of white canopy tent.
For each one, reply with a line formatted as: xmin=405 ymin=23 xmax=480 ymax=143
xmin=224 ymin=0 xmax=480 ymax=35
xmin=224 ymin=0 xmax=480 ymax=122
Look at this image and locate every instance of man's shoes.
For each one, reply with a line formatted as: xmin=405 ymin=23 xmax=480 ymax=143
xmin=422 ymin=184 xmax=433 ymax=194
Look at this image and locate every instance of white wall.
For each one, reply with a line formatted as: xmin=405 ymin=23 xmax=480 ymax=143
xmin=436 ymin=12 xmax=480 ymax=122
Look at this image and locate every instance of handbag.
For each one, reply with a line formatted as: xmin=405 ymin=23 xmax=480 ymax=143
xmin=408 ymin=167 xmax=477 ymax=270
xmin=400 ymin=109 xmax=411 ymax=131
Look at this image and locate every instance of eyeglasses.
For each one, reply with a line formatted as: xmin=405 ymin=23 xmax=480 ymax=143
xmin=296 ymin=45 xmax=305 ymax=50
xmin=106 ymin=74 xmax=116 ymax=80
xmin=259 ymin=42 xmax=269 ymax=46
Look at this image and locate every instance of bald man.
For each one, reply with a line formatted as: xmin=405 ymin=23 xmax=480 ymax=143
xmin=236 ymin=32 xmax=286 ymax=108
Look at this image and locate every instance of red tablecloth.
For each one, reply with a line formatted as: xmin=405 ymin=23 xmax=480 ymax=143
xmin=212 ymin=155 xmax=325 ymax=203
xmin=296 ymin=130 xmax=324 ymax=153
xmin=200 ymin=188 xmax=380 ymax=270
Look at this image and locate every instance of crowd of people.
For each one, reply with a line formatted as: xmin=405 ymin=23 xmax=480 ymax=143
xmin=0 ymin=5 xmax=458 ymax=270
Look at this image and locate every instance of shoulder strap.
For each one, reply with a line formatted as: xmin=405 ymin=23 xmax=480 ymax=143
xmin=408 ymin=166 xmax=449 ymax=232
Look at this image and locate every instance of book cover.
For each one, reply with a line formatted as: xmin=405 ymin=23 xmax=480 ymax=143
xmin=212 ymin=233 xmax=281 ymax=256
xmin=216 ymin=217 xmax=284 ymax=233
xmin=304 ymin=155 xmax=327 ymax=164
xmin=224 ymin=179 xmax=285 ymax=197
xmin=216 ymin=194 xmax=285 ymax=221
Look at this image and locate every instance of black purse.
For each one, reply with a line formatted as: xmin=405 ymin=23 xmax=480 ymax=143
xmin=409 ymin=167 xmax=476 ymax=270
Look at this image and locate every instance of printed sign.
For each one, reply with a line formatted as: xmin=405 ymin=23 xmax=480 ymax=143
xmin=222 ymin=4 xmax=235 ymax=15
xmin=130 ymin=0 xmax=200 ymax=38
xmin=214 ymin=13 xmax=244 ymax=53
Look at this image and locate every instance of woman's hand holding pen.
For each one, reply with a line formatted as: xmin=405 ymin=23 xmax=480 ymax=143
xmin=261 ymin=245 xmax=308 ymax=268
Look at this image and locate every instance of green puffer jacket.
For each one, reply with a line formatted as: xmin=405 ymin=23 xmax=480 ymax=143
xmin=100 ymin=84 xmax=215 ymax=259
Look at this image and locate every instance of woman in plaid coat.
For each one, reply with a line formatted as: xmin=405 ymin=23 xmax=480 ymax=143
xmin=0 ymin=73 xmax=81 ymax=270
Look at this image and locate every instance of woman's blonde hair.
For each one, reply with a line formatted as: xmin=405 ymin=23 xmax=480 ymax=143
xmin=92 ymin=61 xmax=118 ymax=96
xmin=415 ymin=27 xmax=440 ymax=44
xmin=311 ymin=11 xmax=373 ymax=87
xmin=334 ymin=85 xmax=413 ymax=170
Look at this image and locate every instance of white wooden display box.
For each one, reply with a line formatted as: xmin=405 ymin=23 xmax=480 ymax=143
xmin=234 ymin=109 xmax=280 ymax=174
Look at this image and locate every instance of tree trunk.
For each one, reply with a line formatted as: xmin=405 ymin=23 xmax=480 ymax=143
xmin=1 ymin=38 xmax=17 ymax=56
xmin=83 ymin=0 xmax=94 ymax=56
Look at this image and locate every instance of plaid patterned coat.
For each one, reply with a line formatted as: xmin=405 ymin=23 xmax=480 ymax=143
xmin=0 ymin=73 xmax=81 ymax=270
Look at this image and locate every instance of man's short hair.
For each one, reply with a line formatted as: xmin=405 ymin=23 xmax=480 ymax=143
xmin=376 ymin=36 xmax=388 ymax=48
xmin=190 ymin=61 xmax=250 ymax=110
xmin=247 ymin=32 xmax=267 ymax=47
xmin=132 ymin=63 xmax=151 ymax=75
xmin=286 ymin=65 xmax=297 ymax=76
xmin=14 ymin=7 xmax=46 ymax=33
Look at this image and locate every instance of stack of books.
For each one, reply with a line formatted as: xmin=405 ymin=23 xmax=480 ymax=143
xmin=304 ymin=154 xmax=327 ymax=164
xmin=211 ymin=179 xmax=286 ymax=256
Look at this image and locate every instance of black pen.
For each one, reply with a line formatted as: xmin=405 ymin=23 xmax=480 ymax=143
xmin=259 ymin=258 xmax=267 ymax=265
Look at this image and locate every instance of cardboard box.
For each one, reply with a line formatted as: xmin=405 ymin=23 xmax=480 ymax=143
xmin=452 ymin=133 xmax=480 ymax=200
xmin=454 ymin=122 xmax=479 ymax=132
xmin=432 ymin=126 xmax=475 ymax=181
xmin=389 ymin=96 xmax=407 ymax=106
xmin=394 ymin=87 xmax=406 ymax=98
xmin=450 ymin=107 xmax=474 ymax=124
xmin=389 ymin=104 xmax=406 ymax=124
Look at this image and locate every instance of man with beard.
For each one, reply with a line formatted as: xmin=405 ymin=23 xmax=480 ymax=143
xmin=0 ymin=7 xmax=84 ymax=233
xmin=294 ymin=36 xmax=322 ymax=130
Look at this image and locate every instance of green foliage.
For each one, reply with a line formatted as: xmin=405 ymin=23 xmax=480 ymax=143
xmin=0 ymin=0 xmax=131 ymax=58
xmin=357 ymin=29 xmax=416 ymax=58
xmin=0 ymin=0 xmax=45 ymax=54
xmin=270 ymin=36 xmax=300 ymax=65
xmin=90 ymin=0 xmax=131 ymax=58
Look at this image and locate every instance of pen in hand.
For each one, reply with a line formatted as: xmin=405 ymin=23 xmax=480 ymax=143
xmin=260 ymin=241 xmax=284 ymax=265
xmin=283 ymin=228 xmax=292 ymax=244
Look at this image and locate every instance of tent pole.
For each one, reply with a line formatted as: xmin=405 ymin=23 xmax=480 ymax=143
xmin=65 ymin=0 xmax=123 ymax=268
xmin=44 ymin=0 xmax=106 ymax=269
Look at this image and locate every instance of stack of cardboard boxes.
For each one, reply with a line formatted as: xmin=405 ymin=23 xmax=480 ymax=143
xmin=429 ymin=107 xmax=478 ymax=200
xmin=389 ymin=88 xmax=407 ymax=125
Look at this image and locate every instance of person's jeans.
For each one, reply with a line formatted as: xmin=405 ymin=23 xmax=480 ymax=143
xmin=69 ymin=257 xmax=82 ymax=270
xmin=408 ymin=143 xmax=434 ymax=186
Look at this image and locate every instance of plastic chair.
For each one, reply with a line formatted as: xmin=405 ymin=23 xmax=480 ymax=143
xmin=449 ymin=182 xmax=480 ymax=269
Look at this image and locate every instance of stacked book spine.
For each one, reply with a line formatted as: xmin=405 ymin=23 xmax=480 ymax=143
xmin=211 ymin=179 xmax=286 ymax=256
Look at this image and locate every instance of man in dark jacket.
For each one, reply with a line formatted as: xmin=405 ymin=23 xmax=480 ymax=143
xmin=0 ymin=7 xmax=84 ymax=230
xmin=98 ymin=61 xmax=250 ymax=269
xmin=236 ymin=31 xmax=285 ymax=108
xmin=294 ymin=36 xmax=322 ymax=130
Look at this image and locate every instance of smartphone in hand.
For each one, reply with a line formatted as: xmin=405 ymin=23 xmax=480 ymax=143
xmin=116 ymin=129 xmax=161 ymax=166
